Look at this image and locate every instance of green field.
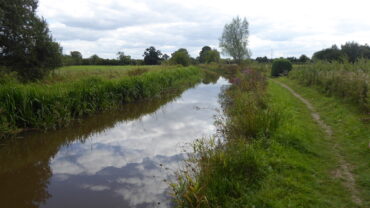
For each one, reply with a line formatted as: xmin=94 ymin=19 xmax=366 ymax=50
xmin=42 ymin=65 xmax=178 ymax=84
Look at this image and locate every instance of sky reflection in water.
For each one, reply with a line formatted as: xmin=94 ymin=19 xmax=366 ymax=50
xmin=0 ymin=77 xmax=228 ymax=208
xmin=44 ymin=78 xmax=228 ymax=208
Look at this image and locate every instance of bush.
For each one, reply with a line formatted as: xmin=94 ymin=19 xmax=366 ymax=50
xmin=271 ymin=59 xmax=292 ymax=77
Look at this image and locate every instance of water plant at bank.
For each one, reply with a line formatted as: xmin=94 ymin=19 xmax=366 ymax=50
xmin=0 ymin=66 xmax=202 ymax=139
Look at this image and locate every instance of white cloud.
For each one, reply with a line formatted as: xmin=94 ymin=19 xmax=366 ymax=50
xmin=38 ymin=0 xmax=370 ymax=58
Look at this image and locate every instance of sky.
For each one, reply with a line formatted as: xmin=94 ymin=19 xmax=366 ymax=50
xmin=37 ymin=0 xmax=370 ymax=59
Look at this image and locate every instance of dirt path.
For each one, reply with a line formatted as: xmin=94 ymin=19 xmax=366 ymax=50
xmin=274 ymin=80 xmax=363 ymax=206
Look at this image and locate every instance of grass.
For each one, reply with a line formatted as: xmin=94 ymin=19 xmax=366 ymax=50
xmin=278 ymin=77 xmax=370 ymax=207
xmin=171 ymin=68 xmax=357 ymax=207
xmin=0 ymin=66 xmax=202 ymax=139
xmin=42 ymin=65 xmax=171 ymax=84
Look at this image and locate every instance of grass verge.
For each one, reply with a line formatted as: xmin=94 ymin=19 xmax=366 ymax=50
xmin=171 ymin=69 xmax=356 ymax=207
xmin=278 ymin=77 xmax=370 ymax=207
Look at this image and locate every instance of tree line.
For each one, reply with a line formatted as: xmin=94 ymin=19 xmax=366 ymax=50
xmin=62 ymin=45 xmax=221 ymax=66
xmin=255 ymin=42 xmax=370 ymax=64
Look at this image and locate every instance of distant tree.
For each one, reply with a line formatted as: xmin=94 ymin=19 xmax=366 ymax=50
xmin=205 ymin=49 xmax=221 ymax=63
xmin=170 ymin=48 xmax=191 ymax=66
xmin=287 ymin=57 xmax=298 ymax=64
xmin=117 ymin=51 xmax=131 ymax=65
xmin=198 ymin=46 xmax=211 ymax=63
xmin=298 ymin=54 xmax=310 ymax=63
xmin=143 ymin=46 xmax=162 ymax=65
xmin=70 ymin=51 xmax=82 ymax=65
xmin=255 ymin=56 xmax=269 ymax=63
xmin=162 ymin=54 xmax=170 ymax=61
xmin=341 ymin=42 xmax=361 ymax=63
xmin=0 ymin=0 xmax=62 ymax=81
xmin=89 ymin=54 xmax=101 ymax=65
xmin=312 ymin=45 xmax=345 ymax=62
xmin=219 ymin=16 xmax=250 ymax=64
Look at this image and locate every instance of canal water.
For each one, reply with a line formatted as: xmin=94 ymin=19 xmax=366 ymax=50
xmin=0 ymin=77 xmax=228 ymax=208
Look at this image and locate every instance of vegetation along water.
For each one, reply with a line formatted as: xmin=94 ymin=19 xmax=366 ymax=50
xmin=0 ymin=0 xmax=369 ymax=207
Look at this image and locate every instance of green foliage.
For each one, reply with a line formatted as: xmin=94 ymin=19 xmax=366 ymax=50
xmin=171 ymin=73 xmax=357 ymax=207
xmin=0 ymin=0 xmax=62 ymax=81
xmin=117 ymin=51 xmax=131 ymax=65
xmin=312 ymin=42 xmax=370 ymax=63
xmin=170 ymin=48 xmax=192 ymax=66
xmin=198 ymin=46 xmax=212 ymax=63
xmin=341 ymin=42 xmax=370 ymax=63
xmin=271 ymin=58 xmax=292 ymax=77
xmin=279 ymin=78 xmax=370 ymax=206
xmin=299 ymin=54 xmax=310 ymax=63
xmin=288 ymin=61 xmax=370 ymax=112
xmin=70 ymin=51 xmax=83 ymax=65
xmin=0 ymin=66 xmax=202 ymax=139
xmin=143 ymin=46 xmax=162 ymax=65
xmin=219 ymin=16 xmax=250 ymax=64
xmin=198 ymin=46 xmax=220 ymax=64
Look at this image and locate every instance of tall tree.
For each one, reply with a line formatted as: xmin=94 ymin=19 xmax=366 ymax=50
xmin=219 ymin=16 xmax=250 ymax=64
xmin=143 ymin=46 xmax=162 ymax=65
xmin=198 ymin=46 xmax=211 ymax=63
xmin=0 ymin=0 xmax=62 ymax=80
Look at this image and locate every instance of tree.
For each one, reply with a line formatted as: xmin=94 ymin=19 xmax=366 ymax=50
xmin=255 ymin=56 xmax=269 ymax=63
xmin=162 ymin=54 xmax=170 ymax=61
xmin=143 ymin=46 xmax=162 ymax=65
xmin=341 ymin=42 xmax=361 ymax=63
xmin=117 ymin=51 xmax=131 ymax=65
xmin=170 ymin=48 xmax=191 ymax=66
xmin=70 ymin=51 xmax=82 ymax=65
xmin=205 ymin=49 xmax=220 ymax=63
xmin=0 ymin=0 xmax=62 ymax=81
xmin=89 ymin=54 xmax=101 ymax=65
xmin=298 ymin=54 xmax=310 ymax=63
xmin=312 ymin=45 xmax=345 ymax=62
xmin=198 ymin=46 xmax=211 ymax=63
xmin=219 ymin=16 xmax=250 ymax=64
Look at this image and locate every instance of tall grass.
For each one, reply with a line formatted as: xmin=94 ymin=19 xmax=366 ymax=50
xmin=171 ymin=66 xmax=355 ymax=207
xmin=0 ymin=66 xmax=202 ymax=139
xmin=171 ymin=68 xmax=282 ymax=207
xmin=288 ymin=60 xmax=370 ymax=112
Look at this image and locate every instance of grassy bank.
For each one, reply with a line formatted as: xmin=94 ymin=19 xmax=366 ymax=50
xmin=288 ymin=61 xmax=370 ymax=112
xmin=278 ymin=77 xmax=370 ymax=206
xmin=171 ymin=69 xmax=356 ymax=207
xmin=0 ymin=66 xmax=202 ymax=139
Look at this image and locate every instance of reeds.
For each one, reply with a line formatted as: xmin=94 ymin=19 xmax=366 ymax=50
xmin=171 ymin=68 xmax=282 ymax=207
xmin=289 ymin=60 xmax=370 ymax=112
xmin=0 ymin=66 xmax=202 ymax=139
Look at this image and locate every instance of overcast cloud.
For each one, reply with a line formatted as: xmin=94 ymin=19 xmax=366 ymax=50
xmin=37 ymin=0 xmax=370 ymax=59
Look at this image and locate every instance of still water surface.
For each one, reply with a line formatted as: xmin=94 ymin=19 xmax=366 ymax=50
xmin=0 ymin=77 xmax=228 ymax=208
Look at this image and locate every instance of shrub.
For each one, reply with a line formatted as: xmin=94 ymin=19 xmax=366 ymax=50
xmin=271 ymin=59 xmax=292 ymax=77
